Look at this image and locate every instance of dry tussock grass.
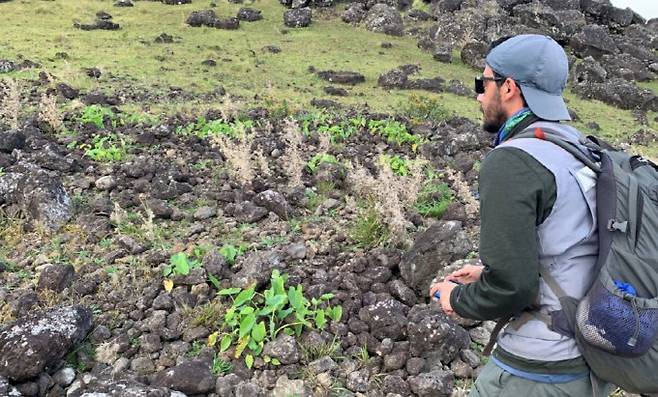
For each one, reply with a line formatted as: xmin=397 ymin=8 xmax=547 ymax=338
xmin=0 ymin=79 xmax=21 ymax=129
xmin=212 ymin=131 xmax=255 ymax=187
xmin=444 ymin=167 xmax=479 ymax=217
xmin=281 ymin=118 xmax=305 ymax=188
xmin=347 ymin=156 xmax=428 ymax=246
xmin=38 ymin=93 xmax=63 ymax=133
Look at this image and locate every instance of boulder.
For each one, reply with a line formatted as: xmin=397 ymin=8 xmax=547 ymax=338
xmin=460 ymin=41 xmax=488 ymax=70
xmin=237 ymin=7 xmax=263 ymax=21
xmin=358 ymin=298 xmax=409 ymax=340
xmin=573 ymin=78 xmax=658 ymax=111
xmin=152 ymin=360 xmax=215 ymax=394
xmin=0 ymin=170 xmax=72 ymax=232
xmin=262 ymin=334 xmax=301 ymax=364
xmin=186 ymin=10 xmax=217 ymax=27
xmin=364 ymin=4 xmax=404 ymax=36
xmin=316 ymin=70 xmax=366 ymax=85
xmin=570 ymin=24 xmax=618 ymax=59
xmin=37 ymin=264 xmax=76 ymax=292
xmin=408 ymin=370 xmax=454 ymax=397
xmin=342 ymin=2 xmax=366 ymax=24
xmin=0 ymin=305 xmax=93 ymax=382
xmin=407 ymin=304 xmax=470 ymax=362
xmin=231 ymin=250 xmax=284 ymax=288
xmin=399 ymin=221 xmax=473 ymax=293
xmin=284 ymin=8 xmax=312 ymax=27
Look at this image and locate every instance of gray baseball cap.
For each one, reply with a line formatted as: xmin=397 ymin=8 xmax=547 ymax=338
xmin=485 ymin=34 xmax=571 ymax=121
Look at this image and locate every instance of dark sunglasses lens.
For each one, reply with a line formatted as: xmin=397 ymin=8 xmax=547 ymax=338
xmin=474 ymin=77 xmax=484 ymax=94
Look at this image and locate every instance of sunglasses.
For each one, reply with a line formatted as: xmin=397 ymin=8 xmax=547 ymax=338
xmin=475 ymin=75 xmax=505 ymax=94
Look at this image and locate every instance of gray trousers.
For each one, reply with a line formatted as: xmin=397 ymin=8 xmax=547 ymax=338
xmin=469 ymin=361 xmax=613 ymax=397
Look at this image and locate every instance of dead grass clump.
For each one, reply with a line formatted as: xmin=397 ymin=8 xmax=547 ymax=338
xmin=347 ymin=156 xmax=427 ymax=246
xmin=280 ymin=118 xmax=305 ymax=188
xmin=444 ymin=167 xmax=479 ymax=217
xmin=0 ymin=79 xmax=21 ymax=129
xmin=38 ymin=93 xmax=63 ymax=133
xmin=212 ymin=131 xmax=256 ymax=187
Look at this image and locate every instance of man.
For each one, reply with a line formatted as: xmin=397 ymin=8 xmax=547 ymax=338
xmin=429 ymin=35 xmax=611 ymax=396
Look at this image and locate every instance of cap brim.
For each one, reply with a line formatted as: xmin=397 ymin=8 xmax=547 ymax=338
xmin=519 ymin=84 xmax=571 ymax=121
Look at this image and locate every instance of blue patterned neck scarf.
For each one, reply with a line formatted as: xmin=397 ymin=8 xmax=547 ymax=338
xmin=494 ymin=107 xmax=533 ymax=146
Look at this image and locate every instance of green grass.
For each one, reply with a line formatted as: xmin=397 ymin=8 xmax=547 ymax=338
xmin=0 ymin=0 xmax=655 ymax=158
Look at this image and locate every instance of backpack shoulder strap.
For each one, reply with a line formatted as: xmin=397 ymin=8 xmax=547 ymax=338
xmin=515 ymin=127 xmax=602 ymax=173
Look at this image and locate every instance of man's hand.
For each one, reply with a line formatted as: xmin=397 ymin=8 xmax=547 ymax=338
xmin=446 ymin=263 xmax=484 ymax=285
xmin=428 ymin=281 xmax=458 ymax=315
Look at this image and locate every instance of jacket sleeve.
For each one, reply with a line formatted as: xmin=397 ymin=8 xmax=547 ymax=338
xmin=450 ymin=147 xmax=556 ymax=321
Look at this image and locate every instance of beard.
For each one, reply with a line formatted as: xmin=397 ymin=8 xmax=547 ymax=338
xmin=481 ymin=95 xmax=506 ymax=133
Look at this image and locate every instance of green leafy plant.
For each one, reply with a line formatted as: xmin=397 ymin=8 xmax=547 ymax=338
xmin=176 ymin=117 xmax=253 ymax=139
xmin=163 ymin=252 xmax=202 ymax=277
xmin=381 ymin=154 xmax=409 ymax=176
xmin=81 ymin=134 xmax=128 ymax=162
xmin=219 ymin=243 xmax=248 ymax=266
xmin=306 ymin=153 xmax=339 ymax=174
xmin=414 ymin=181 xmax=454 ymax=218
xmin=79 ymin=105 xmax=116 ymax=129
xmin=367 ymin=119 xmax=423 ymax=149
xmin=210 ymin=269 xmax=342 ymax=368
xmin=0 ymin=167 xmax=4 ymax=177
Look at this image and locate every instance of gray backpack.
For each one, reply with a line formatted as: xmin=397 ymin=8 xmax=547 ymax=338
xmin=517 ymin=126 xmax=658 ymax=394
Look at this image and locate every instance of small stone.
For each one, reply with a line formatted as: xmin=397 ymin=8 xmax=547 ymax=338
xmin=307 ymin=357 xmax=337 ymax=375
xmin=193 ymin=206 xmax=217 ymax=220
xmin=346 ymin=369 xmax=369 ymax=392
xmin=130 ymin=356 xmax=155 ymax=375
xmin=95 ymin=175 xmax=117 ymax=190
xmin=286 ymin=243 xmax=307 ymax=260
xmin=406 ymin=357 xmax=425 ymax=375
xmin=52 ymin=367 xmax=75 ymax=387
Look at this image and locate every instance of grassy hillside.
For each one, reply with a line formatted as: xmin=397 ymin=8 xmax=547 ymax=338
xmin=1 ymin=0 xmax=656 ymax=160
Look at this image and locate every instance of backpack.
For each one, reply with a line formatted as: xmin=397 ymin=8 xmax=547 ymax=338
xmin=515 ymin=126 xmax=658 ymax=394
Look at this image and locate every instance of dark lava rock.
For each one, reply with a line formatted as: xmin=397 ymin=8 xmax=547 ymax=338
xmin=316 ymin=70 xmax=365 ymax=85
xmin=311 ymin=98 xmax=340 ymax=109
xmin=56 ymin=83 xmax=80 ymax=99
xmin=0 ymin=306 xmax=92 ymax=382
xmin=163 ymin=0 xmax=192 ymax=4
xmin=359 ymin=298 xmax=409 ymax=340
xmin=155 ymin=33 xmax=174 ymax=43
xmin=378 ymin=68 xmax=409 ymax=89
xmin=86 ymin=67 xmax=102 ymax=78
xmin=364 ymin=3 xmax=404 ymax=36
xmin=69 ymin=379 xmax=176 ymax=396
xmin=237 ymin=7 xmax=263 ymax=21
xmin=231 ymin=250 xmax=284 ymax=289
xmin=202 ymin=59 xmax=217 ymax=67
xmin=262 ymin=334 xmax=301 ymax=364
xmin=573 ymin=78 xmax=658 ymax=111
xmin=284 ymin=8 xmax=312 ymax=27
xmin=432 ymin=44 xmax=452 ymax=63
xmin=0 ymin=130 xmax=25 ymax=153
xmin=215 ymin=17 xmax=240 ymax=30
xmin=82 ymin=92 xmax=120 ymax=106
xmin=342 ymin=2 xmax=366 ymax=24
xmin=0 ymin=170 xmax=72 ymax=232
xmin=37 ymin=264 xmax=76 ymax=293
xmin=96 ymin=11 xmax=113 ymax=20
xmin=460 ymin=40 xmax=487 ymax=70
xmin=408 ymin=369 xmax=454 ymax=397
xmin=407 ymin=304 xmax=470 ymax=362
xmin=570 ymin=24 xmax=618 ymax=59
xmin=399 ymin=221 xmax=472 ymax=293
xmin=0 ymin=60 xmax=16 ymax=73
xmin=408 ymin=8 xmax=433 ymax=21
xmin=152 ymin=360 xmax=215 ymax=394
xmin=114 ymin=0 xmax=134 ymax=6
xmin=263 ymin=45 xmax=281 ymax=53
xmin=571 ymin=56 xmax=607 ymax=84
xmin=324 ymin=86 xmax=348 ymax=96
xmin=253 ymin=189 xmax=293 ymax=220
xmin=186 ymin=10 xmax=218 ymax=27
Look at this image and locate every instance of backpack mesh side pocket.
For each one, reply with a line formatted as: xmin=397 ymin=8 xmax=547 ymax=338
xmin=576 ymin=280 xmax=658 ymax=357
